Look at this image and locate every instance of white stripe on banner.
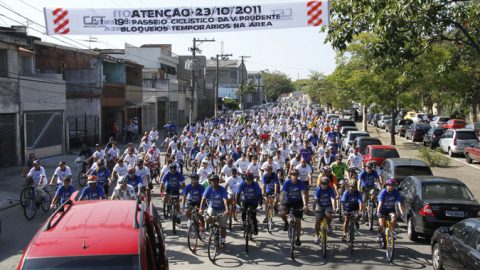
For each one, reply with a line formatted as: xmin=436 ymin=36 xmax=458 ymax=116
xmin=44 ymin=1 xmax=330 ymax=35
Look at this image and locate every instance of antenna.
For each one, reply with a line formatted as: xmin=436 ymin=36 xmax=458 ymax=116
xmin=221 ymin=41 xmax=224 ymax=55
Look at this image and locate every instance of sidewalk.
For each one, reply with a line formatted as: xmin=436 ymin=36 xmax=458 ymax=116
xmin=0 ymin=154 xmax=79 ymax=211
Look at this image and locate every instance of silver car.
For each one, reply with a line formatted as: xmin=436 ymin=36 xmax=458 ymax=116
xmin=439 ymin=129 xmax=479 ymax=157
xmin=430 ymin=116 xmax=450 ymax=128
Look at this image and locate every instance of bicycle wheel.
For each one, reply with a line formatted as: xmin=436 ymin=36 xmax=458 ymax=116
xmin=77 ymin=171 xmax=86 ymax=187
xmin=23 ymin=197 xmax=37 ymax=221
xmin=41 ymin=193 xmax=51 ymax=213
xmin=171 ymin=203 xmax=176 ymax=235
xmin=207 ymin=229 xmax=218 ymax=262
xmin=228 ymin=207 xmax=233 ymax=231
xmin=267 ymin=205 xmax=274 ymax=233
xmin=245 ymin=221 xmax=251 ymax=253
xmin=322 ymin=224 xmax=327 ymax=258
xmin=338 ymin=203 xmax=343 ymax=222
xmin=187 ymin=222 xmax=199 ymax=252
xmin=20 ymin=187 xmax=31 ymax=208
xmin=289 ymin=223 xmax=296 ymax=260
xmin=349 ymin=220 xmax=355 ymax=255
xmin=386 ymin=229 xmax=395 ymax=263
xmin=369 ymin=204 xmax=374 ymax=231
xmin=163 ymin=200 xmax=170 ymax=219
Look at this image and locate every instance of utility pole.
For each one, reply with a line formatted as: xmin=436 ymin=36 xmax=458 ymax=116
xmin=189 ymin=38 xmax=215 ymax=124
xmin=215 ymin=53 xmax=232 ymax=117
xmin=239 ymin=56 xmax=250 ymax=109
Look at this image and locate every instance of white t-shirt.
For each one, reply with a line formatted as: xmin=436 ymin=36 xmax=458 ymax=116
xmin=124 ymin=154 xmax=138 ymax=167
xmin=261 ymin=161 xmax=280 ymax=172
xmin=107 ymin=148 xmax=120 ymax=160
xmin=149 ymin=130 xmax=159 ymax=141
xmin=226 ymin=176 xmax=244 ymax=194
xmin=112 ymin=185 xmax=136 ymax=200
xmin=28 ymin=166 xmax=47 ymax=185
xmin=53 ymin=166 xmax=72 ymax=185
xmin=197 ymin=167 xmax=214 ymax=183
xmin=290 ymin=158 xmax=301 ymax=169
xmin=93 ymin=149 xmax=105 ymax=160
xmin=348 ymin=153 xmax=363 ymax=168
xmin=247 ymin=162 xmax=261 ymax=177
xmin=113 ymin=163 xmax=129 ymax=178
xmin=195 ymin=152 xmax=207 ymax=162
xmin=135 ymin=166 xmax=151 ymax=186
xmin=273 ymin=156 xmax=285 ymax=168
xmin=295 ymin=164 xmax=312 ymax=182
xmin=235 ymin=158 xmax=250 ymax=174
xmin=221 ymin=164 xmax=237 ymax=178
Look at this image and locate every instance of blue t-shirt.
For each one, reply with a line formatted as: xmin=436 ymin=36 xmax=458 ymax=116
xmin=378 ymin=189 xmax=402 ymax=212
xmin=262 ymin=172 xmax=279 ymax=193
xmin=90 ymin=167 xmax=110 ymax=185
xmin=358 ymin=170 xmax=379 ymax=188
xmin=314 ymin=187 xmax=335 ymax=208
xmin=282 ymin=179 xmax=305 ymax=203
xmin=161 ymin=171 xmax=185 ymax=191
xmin=203 ymin=186 xmax=228 ymax=211
xmin=327 ymin=131 xmax=337 ymax=141
xmin=183 ymin=184 xmax=205 ymax=203
xmin=239 ymin=181 xmax=262 ymax=204
xmin=231 ymin=151 xmax=242 ymax=161
xmin=299 ymin=147 xmax=313 ymax=163
xmin=55 ymin=185 xmax=75 ymax=204
xmin=309 ymin=134 xmax=319 ymax=146
xmin=341 ymin=190 xmax=362 ymax=211
xmin=79 ymin=185 xmax=106 ymax=200
xmin=190 ymin=147 xmax=200 ymax=159
xmin=126 ymin=174 xmax=143 ymax=192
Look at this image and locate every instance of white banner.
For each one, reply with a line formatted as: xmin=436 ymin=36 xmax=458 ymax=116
xmin=44 ymin=1 xmax=329 ymax=35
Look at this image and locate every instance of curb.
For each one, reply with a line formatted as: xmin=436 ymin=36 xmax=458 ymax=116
xmin=0 ymin=201 xmax=20 ymax=212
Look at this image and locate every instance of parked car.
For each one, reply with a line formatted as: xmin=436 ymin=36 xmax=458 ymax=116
xmin=17 ymin=199 xmax=169 ymax=270
xmin=399 ymin=176 xmax=479 ymax=241
xmin=405 ymin=123 xmax=432 ymax=142
xmin=342 ymin=131 xmax=369 ymax=154
xmin=430 ymin=116 xmax=451 ymax=128
xmin=431 ymin=218 xmax=480 ymax=270
xmin=443 ymin=119 xmax=467 ymax=129
xmin=423 ymin=127 xmax=446 ymax=148
xmin=390 ymin=119 xmax=413 ymax=136
xmin=369 ymin=113 xmax=382 ymax=126
xmin=466 ymin=122 xmax=480 ymax=137
xmin=411 ymin=113 xmax=427 ymax=123
xmin=404 ymin=111 xmax=416 ymax=120
xmin=326 ymin=113 xmax=340 ymax=123
xmin=439 ymin=128 xmax=479 ymax=157
xmin=335 ymin=119 xmax=356 ymax=132
xmin=377 ymin=115 xmax=392 ymax=129
xmin=363 ymin=145 xmax=400 ymax=165
xmin=380 ymin=158 xmax=433 ymax=184
xmin=464 ymin=142 xmax=480 ymax=164
xmin=339 ymin=126 xmax=358 ymax=140
xmin=355 ymin=137 xmax=383 ymax=154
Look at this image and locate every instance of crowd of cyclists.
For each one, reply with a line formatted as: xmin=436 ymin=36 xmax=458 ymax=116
xmin=22 ymin=94 xmax=405 ymax=254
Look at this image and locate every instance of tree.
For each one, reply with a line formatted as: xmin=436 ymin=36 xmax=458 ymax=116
xmin=261 ymin=70 xmax=294 ymax=101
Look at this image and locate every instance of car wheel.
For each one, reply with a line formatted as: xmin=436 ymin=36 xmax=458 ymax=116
xmin=432 ymin=243 xmax=444 ymax=270
xmin=466 ymin=153 xmax=473 ymax=164
xmin=407 ymin=218 xmax=418 ymax=241
xmin=423 ymin=140 xmax=427 ymax=146
xmin=448 ymin=148 xmax=454 ymax=157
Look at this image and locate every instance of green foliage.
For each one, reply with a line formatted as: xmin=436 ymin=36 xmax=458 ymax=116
xmin=418 ymin=147 xmax=451 ymax=168
xmin=261 ymin=70 xmax=294 ymax=101
xmin=223 ymin=98 xmax=239 ymax=110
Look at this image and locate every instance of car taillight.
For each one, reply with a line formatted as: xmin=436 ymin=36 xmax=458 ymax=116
xmin=419 ymin=204 xmax=435 ymax=217
xmin=453 ymin=138 xmax=457 ymax=145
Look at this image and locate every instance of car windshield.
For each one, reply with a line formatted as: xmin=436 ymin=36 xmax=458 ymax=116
xmin=456 ymin=131 xmax=478 ymax=140
xmin=350 ymin=133 xmax=368 ymax=140
xmin=438 ymin=117 xmax=450 ymax=122
xmin=399 ymin=119 xmax=412 ymax=125
xmin=422 ymin=183 xmax=475 ymax=201
xmin=371 ymin=149 xmax=400 ymax=158
xmin=395 ymin=165 xmax=432 ymax=177
xmin=454 ymin=120 xmax=466 ymax=125
xmin=433 ymin=129 xmax=445 ymax=135
xmin=21 ymin=255 xmax=140 ymax=270
xmin=359 ymin=141 xmax=381 ymax=152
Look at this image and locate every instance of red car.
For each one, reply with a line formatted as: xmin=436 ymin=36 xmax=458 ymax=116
xmin=363 ymin=145 xmax=400 ymax=165
xmin=443 ymin=119 xmax=466 ymax=129
xmin=17 ymin=198 xmax=168 ymax=270
xmin=465 ymin=143 xmax=480 ymax=164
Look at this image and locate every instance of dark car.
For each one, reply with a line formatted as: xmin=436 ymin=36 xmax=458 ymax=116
xmin=423 ymin=127 xmax=446 ymax=148
xmin=339 ymin=126 xmax=358 ymax=140
xmin=399 ymin=176 xmax=479 ymax=241
xmin=390 ymin=119 xmax=414 ymax=136
xmin=380 ymin=158 xmax=433 ymax=184
xmin=431 ymin=218 xmax=480 ymax=270
xmin=342 ymin=131 xmax=369 ymax=154
xmin=369 ymin=113 xmax=382 ymax=126
xmin=405 ymin=123 xmax=432 ymax=142
xmin=355 ymin=137 xmax=382 ymax=154
xmin=335 ymin=119 xmax=356 ymax=132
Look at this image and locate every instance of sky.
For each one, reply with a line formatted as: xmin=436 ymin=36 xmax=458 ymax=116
xmin=0 ymin=0 xmax=337 ymax=80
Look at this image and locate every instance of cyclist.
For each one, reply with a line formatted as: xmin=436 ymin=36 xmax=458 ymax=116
xmin=92 ymin=143 xmax=106 ymax=161
xmin=135 ymin=160 xmax=151 ymax=191
xmin=110 ymin=158 xmax=128 ymax=187
xmin=358 ymin=162 xmax=381 ymax=226
xmin=160 ymin=164 xmax=185 ymax=224
xmin=197 ymin=159 xmax=214 ymax=187
xmin=90 ymin=159 xmax=110 ymax=195
xmin=279 ymin=168 xmax=308 ymax=247
xmin=124 ymin=167 xmax=143 ymax=196
xmin=182 ymin=174 xmax=206 ymax=236
xmin=230 ymin=145 xmax=242 ymax=162
xmin=261 ymin=165 xmax=280 ymax=222
xmin=111 ymin=176 xmax=136 ymax=200
xmin=49 ymin=161 xmax=73 ymax=186
xmin=50 ymin=176 xmax=75 ymax=209
xmin=314 ymin=177 xmax=336 ymax=243
xmin=295 ymin=158 xmax=313 ymax=205
xmin=225 ymin=168 xmax=243 ymax=214
xmin=106 ymin=142 xmax=120 ymax=170
xmin=331 ymin=154 xmax=348 ymax=212
xmin=220 ymin=158 xmax=237 ymax=182
xmin=26 ymin=160 xmax=48 ymax=199
xmin=79 ymin=175 xmax=106 ymax=200
xmin=237 ymin=172 xmax=262 ymax=235
xmin=341 ymin=180 xmax=363 ymax=241
xmin=347 ymin=147 xmax=363 ymax=179
xmin=246 ymin=155 xmax=261 ymax=181
xmin=318 ymin=149 xmax=333 ymax=170
xmin=234 ymin=153 xmax=250 ymax=175
xmin=124 ymin=148 xmax=138 ymax=168
xmin=200 ymin=174 xmax=229 ymax=246
xmin=376 ymin=178 xmax=405 ymax=243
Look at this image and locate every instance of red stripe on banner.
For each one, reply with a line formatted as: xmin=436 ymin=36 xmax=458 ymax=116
xmin=59 ymin=28 xmax=70 ymax=34
xmin=52 ymin=8 xmax=62 ymax=15
xmin=54 ymin=10 xmax=68 ymax=24
xmin=307 ymin=1 xmax=318 ymax=7
xmin=55 ymin=19 xmax=69 ymax=33
xmin=313 ymin=18 xmax=323 ymax=26
xmin=307 ymin=2 xmax=322 ymax=16
xmin=308 ymin=9 xmax=323 ymax=25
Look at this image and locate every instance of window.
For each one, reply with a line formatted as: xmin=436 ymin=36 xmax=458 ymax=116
xmin=0 ymin=49 xmax=7 ymax=76
xmin=371 ymin=149 xmax=400 ymax=158
xmin=465 ymin=226 xmax=480 ymax=252
xmin=456 ymin=131 xmax=478 ymax=140
xmin=22 ymin=255 xmax=140 ymax=270
xmin=422 ymin=183 xmax=475 ymax=201
xmin=395 ymin=166 xmax=432 ymax=177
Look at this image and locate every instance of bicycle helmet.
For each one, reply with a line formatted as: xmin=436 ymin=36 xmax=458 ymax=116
xmin=128 ymin=167 xmax=136 ymax=174
xmin=244 ymin=171 xmax=254 ymax=180
xmin=190 ymin=174 xmax=199 ymax=180
xmin=209 ymin=174 xmax=220 ymax=182
xmin=290 ymin=168 xmax=299 ymax=176
xmin=385 ymin=178 xmax=397 ymax=186
xmin=320 ymin=176 xmax=329 ymax=185
xmin=137 ymin=159 xmax=144 ymax=165
xmin=169 ymin=164 xmax=177 ymax=170
xmin=87 ymin=175 xmax=97 ymax=183
xmin=117 ymin=176 xmax=127 ymax=185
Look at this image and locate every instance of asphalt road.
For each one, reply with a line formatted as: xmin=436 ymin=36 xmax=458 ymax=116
xmin=2 ymin=124 xmax=479 ymax=269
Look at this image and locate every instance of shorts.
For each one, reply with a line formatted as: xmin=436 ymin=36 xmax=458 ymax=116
xmin=165 ymin=187 xmax=180 ymax=196
xmin=343 ymin=206 xmax=360 ymax=216
xmin=282 ymin=201 xmax=304 ymax=219
xmin=227 ymin=192 xmax=239 ymax=200
xmin=302 ymin=181 xmax=310 ymax=191
xmin=207 ymin=207 xmax=227 ymax=228
xmin=315 ymin=206 xmax=333 ymax=220
xmin=186 ymin=201 xmax=201 ymax=209
xmin=264 ymin=190 xmax=276 ymax=196
xmin=361 ymin=186 xmax=378 ymax=202
xmin=378 ymin=209 xmax=397 ymax=219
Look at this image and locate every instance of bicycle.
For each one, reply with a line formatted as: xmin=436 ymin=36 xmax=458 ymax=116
xmin=265 ymin=194 xmax=276 ymax=233
xmin=163 ymin=194 xmax=180 ymax=235
xmin=23 ymin=186 xmax=51 ymax=220
xmin=228 ymin=195 xmax=239 ymax=231
xmin=207 ymin=213 xmax=224 ymax=262
xmin=337 ymin=180 xmax=346 ymax=222
xmin=243 ymin=206 xmax=255 ymax=253
xmin=146 ymin=161 xmax=160 ymax=184
xmin=316 ymin=208 xmax=328 ymax=258
xmin=187 ymin=206 xmax=203 ymax=253
xmin=381 ymin=215 xmax=396 ymax=263
xmin=287 ymin=207 xmax=297 ymax=261
xmin=76 ymin=160 xmax=89 ymax=187
xmin=366 ymin=192 xmax=377 ymax=231
xmin=348 ymin=211 xmax=360 ymax=255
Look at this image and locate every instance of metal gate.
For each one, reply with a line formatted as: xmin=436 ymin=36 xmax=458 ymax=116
xmin=25 ymin=112 xmax=63 ymax=149
xmin=0 ymin=114 xmax=17 ymax=168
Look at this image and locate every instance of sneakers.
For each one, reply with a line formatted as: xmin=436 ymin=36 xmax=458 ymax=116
xmin=376 ymin=233 xmax=383 ymax=243
xmin=314 ymin=237 xmax=320 ymax=244
xmin=253 ymin=225 xmax=258 ymax=235
xmin=355 ymin=221 xmax=360 ymax=230
xmin=283 ymin=222 xmax=288 ymax=231
xmin=295 ymin=239 xmax=302 ymax=247
xmin=263 ymin=217 xmax=268 ymax=223
xmin=220 ymin=238 xmax=226 ymax=246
